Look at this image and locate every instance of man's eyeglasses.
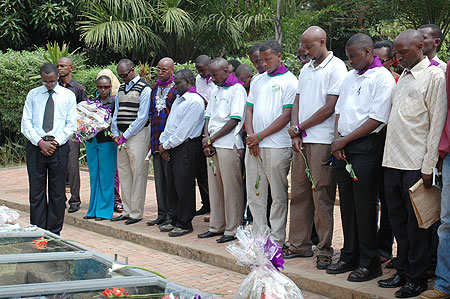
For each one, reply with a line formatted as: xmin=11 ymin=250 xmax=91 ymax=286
xmin=118 ymin=69 xmax=133 ymax=78
xmin=297 ymin=55 xmax=308 ymax=61
xmin=380 ymin=55 xmax=395 ymax=64
xmin=42 ymin=80 xmax=58 ymax=85
xmin=156 ymin=68 xmax=169 ymax=73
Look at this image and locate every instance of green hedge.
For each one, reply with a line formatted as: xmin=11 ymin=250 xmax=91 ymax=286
xmin=0 ymin=49 xmax=302 ymax=143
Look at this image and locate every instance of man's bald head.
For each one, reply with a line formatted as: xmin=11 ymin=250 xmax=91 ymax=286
xmin=158 ymin=57 xmax=174 ymax=70
xmin=395 ymin=29 xmax=424 ymax=46
xmin=235 ymin=64 xmax=253 ymax=91
xmin=346 ymin=33 xmax=374 ymax=50
xmin=195 ymin=55 xmax=211 ymax=66
xmin=209 ymin=58 xmax=229 ymax=70
xmin=157 ymin=57 xmax=174 ymax=82
xmin=300 ymin=26 xmax=328 ymax=62
xmin=57 ymin=57 xmax=74 ymax=78
xmin=208 ymin=58 xmax=230 ymax=86
xmin=393 ymin=29 xmax=425 ymax=69
xmin=118 ymin=58 xmax=134 ymax=69
xmin=301 ymin=26 xmax=327 ymax=43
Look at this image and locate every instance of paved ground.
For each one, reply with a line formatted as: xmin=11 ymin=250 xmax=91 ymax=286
xmin=0 ymin=166 xmax=430 ymax=299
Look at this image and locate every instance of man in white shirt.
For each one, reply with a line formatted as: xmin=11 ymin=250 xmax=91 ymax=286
xmin=21 ymin=63 xmax=76 ymax=235
xmin=418 ymin=24 xmax=446 ymax=72
xmin=193 ymin=55 xmax=213 ymax=216
xmin=328 ymin=33 xmax=395 ymax=282
xmin=286 ymin=26 xmax=348 ymax=270
xmin=245 ymin=40 xmax=297 ymax=246
xmin=111 ymin=59 xmax=151 ymax=225
xmin=197 ymin=58 xmax=246 ymax=243
xmin=158 ymin=69 xmax=205 ymax=237
xmin=380 ymin=30 xmax=447 ymax=298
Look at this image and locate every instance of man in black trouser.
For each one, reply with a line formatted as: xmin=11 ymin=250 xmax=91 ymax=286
xmin=57 ymin=57 xmax=87 ymax=213
xmin=21 ymin=63 xmax=77 ymax=234
xmin=327 ymin=33 xmax=395 ymax=282
xmin=158 ymin=69 xmax=206 ymax=237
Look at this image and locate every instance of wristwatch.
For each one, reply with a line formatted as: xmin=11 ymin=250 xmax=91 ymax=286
xmin=207 ymin=139 xmax=212 ymax=146
xmin=293 ymin=126 xmax=300 ymax=134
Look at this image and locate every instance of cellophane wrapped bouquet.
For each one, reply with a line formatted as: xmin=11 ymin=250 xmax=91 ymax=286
xmin=71 ymin=99 xmax=112 ymax=143
xmin=226 ymin=226 xmax=303 ymax=299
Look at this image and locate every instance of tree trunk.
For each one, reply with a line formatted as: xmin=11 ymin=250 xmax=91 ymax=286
xmin=274 ymin=0 xmax=282 ymax=44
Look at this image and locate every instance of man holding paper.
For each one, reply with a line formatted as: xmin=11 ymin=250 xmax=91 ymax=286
xmin=380 ymin=30 xmax=447 ymax=298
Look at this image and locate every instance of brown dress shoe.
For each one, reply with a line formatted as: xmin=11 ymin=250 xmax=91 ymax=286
xmin=421 ymin=289 xmax=450 ymax=299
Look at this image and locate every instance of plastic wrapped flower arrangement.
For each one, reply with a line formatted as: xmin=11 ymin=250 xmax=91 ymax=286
xmin=226 ymin=225 xmax=304 ymax=299
xmin=71 ymin=99 xmax=112 ymax=143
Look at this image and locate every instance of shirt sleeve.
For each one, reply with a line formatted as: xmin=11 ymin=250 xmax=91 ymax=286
xmin=368 ymin=73 xmax=395 ymax=124
xmin=327 ymin=63 xmax=348 ymax=96
xmin=111 ymin=94 xmax=120 ymax=137
xmin=422 ymin=73 xmax=448 ymax=174
xmin=246 ymin=78 xmax=257 ymax=107
xmin=122 ymin=86 xmax=151 ymax=140
xmin=163 ymin=99 xmax=204 ymax=149
xmin=230 ymin=86 xmax=246 ymax=121
xmin=205 ymin=90 xmax=214 ymax=119
xmin=21 ymin=90 xmax=42 ymax=145
xmin=54 ymin=92 xmax=77 ymax=145
xmin=282 ymin=77 xmax=297 ymax=109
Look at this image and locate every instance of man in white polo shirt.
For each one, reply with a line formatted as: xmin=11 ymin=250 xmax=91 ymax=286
xmin=328 ymin=33 xmax=395 ymax=282
xmin=286 ymin=26 xmax=348 ymax=270
xmin=197 ymin=58 xmax=246 ymax=243
xmin=245 ymin=40 xmax=297 ymax=246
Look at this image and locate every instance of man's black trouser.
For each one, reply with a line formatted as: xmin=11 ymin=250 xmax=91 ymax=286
xmin=167 ymin=137 xmax=203 ymax=229
xmin=26 ymin=141 xmax=69 ymax=234
xmin=337 ymin=132 xmax=384 ymax=269
xmin=384 ymin=168 xmax=430 ymax=285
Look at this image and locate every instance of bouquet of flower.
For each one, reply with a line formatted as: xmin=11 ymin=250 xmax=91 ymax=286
xmin=71 ymin=99 xmax=112 ymax=143
xmin=226 ymin=226 xmax=303 ymax=299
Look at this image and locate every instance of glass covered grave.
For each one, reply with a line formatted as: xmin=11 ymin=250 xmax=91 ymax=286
xmin=0 ymin=229 xmax=214 ymax=298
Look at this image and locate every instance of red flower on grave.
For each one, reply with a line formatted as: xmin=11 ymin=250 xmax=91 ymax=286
xmin=32 ymin=237 xmax=48 ymax=249
xmin=102 ymin=287 xmax=129 ymax=297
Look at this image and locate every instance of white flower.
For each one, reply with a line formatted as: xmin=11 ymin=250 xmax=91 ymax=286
xmin=108 ymin=263 xmax=127 ymax=274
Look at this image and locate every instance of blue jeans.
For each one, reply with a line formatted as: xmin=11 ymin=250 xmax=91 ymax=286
xmin=435 ymin=154 xmax=450 ymax=294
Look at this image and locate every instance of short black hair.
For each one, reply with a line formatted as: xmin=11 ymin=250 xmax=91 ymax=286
xmin=235 ymin=64 xmax=253 ymax=78
xmin=195 ymin=54 xmax=211 ymax=66
xmin=260 ymin=40 xmax=282 ymax=55
xmin=97 ymin=75 xmax=112 ymax=84
xmin=346 ymin=33 xmax=374 ymax=50
xmin=175 ymin=69 xmax=195 ymax=84
xmin=374 ymin=40 xmax=394 ymax=58
xmin=40 ymin=63 xmax=58 ymax=76
xmin=118 ymin=58 xmax=134 ymax=69
xmin=228 ymin=59 xmax=241 ymax=71
xmin=419 ymin=24 xmax=444 ymax=50
xmin=249 ymin=42 xmax=263 ymax=55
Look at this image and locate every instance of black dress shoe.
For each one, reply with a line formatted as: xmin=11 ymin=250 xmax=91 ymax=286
xmin=326 ymin=260 xmax=358 ymax=274
xmin=95 ymin=217 xmax=107 ymax=221
xmin=394 ymin=281 xmax=426 ymax=298
xmin=125 ymin=218 xmax=142 ymax=225
xmin=68 ymin=205 xmax=80 ymax=213
xmin=348 ymin=266 xmax=382 ymax=282
xmin=378 ymin=274 xmax=406 ymax=288
xmin=197 ymin=231 xmax=224 ymax=238
xmin=195 ymin=205 xmax=210 ymax=216
xmin=110 ymin=215 xmax=129 ymax=221
xmin=83 ymin=216 xmax=95 ymax=219
xmin=146 ymin=218 xmax=165 ymax=226
xmin=216 ymin=235 xmax=236 ymax=243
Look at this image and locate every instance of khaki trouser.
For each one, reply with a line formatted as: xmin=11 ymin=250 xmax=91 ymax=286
xmin=288 ymin=143 xmax=335 ymax=256
xmin=208 ymin=146 xmax=244 ymax=236
xmin=117 ymin=127 xmax=150 ymax=219
xmin=245 ymin=147 xmax=292 ymax=246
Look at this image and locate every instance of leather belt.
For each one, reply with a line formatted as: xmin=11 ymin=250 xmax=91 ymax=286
xmin=42 ymin=136 xmax=55 ymax=141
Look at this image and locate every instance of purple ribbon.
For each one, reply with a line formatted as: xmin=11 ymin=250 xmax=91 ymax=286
xmin=264 ymin=237 xmax=284 ymax=271
xmin=222 ymin=73 xmax=244 ymax=87
xmin=194 ymin=295 xmax=201 ymax=299
xmin=357 ymin=55 xmax=383 ymax=75
xmin=268 ymin=62 xmax=288 ymax=76
xmin=429 ymin=59 xmax=440 ymax=67
xmin=155 ymin=74 xmax=174 ymax=87
xmin=117 ymin=137 xmax=127 ymax=145
xmin=74 ymin=133 xmax=82 ymax=144
xmin=205 ymin=75 xmax=211 ymax=84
